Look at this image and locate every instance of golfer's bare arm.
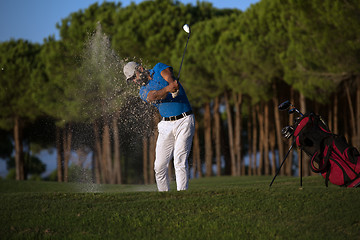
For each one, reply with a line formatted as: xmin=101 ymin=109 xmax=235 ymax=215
xmin=146 ymin=67 xmax=179 ymax=102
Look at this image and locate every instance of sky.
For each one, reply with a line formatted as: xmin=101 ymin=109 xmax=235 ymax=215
xmin=0 ymin=0 xmax=259 ymax=44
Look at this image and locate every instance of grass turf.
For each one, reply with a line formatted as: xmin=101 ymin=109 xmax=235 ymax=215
xmin=1 ymin=176 xmax=359 ymax=239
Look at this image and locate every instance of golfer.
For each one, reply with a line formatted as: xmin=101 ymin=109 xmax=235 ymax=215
xmin=123 ymin=61 xmax=195 ymax=191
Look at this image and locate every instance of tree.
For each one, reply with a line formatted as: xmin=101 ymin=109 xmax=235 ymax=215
xmin=282 ymin=0 xmax=360 ymax=146
xmin=6 ymin=154 xmax=46 ymax=180
xmin=32 ymin=37 xmax=78 ymax=182
xmin=215 ymin=13 xmax=249 ymax=176
xmin=0 ymin=40 xmax=42 ymax=180
xmin=34 ymin=2 xmax=123 ymax=183
xmin=281 ymin=0 xmax=360 ymax=100
xmin=77 ymin=23 xmax=134 ymax=184
xmin=241 ymin=0 xmax=291 ymax=175
xmin=113 ymin=0 xmax=233 ymax=66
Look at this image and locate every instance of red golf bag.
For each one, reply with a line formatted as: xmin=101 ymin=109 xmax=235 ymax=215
xmin=293 ymin=113 xmax=360 ymax=187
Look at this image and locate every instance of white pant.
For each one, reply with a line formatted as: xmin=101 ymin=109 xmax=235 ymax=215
xmin=154 ymin=114 xmax=195 ymax=191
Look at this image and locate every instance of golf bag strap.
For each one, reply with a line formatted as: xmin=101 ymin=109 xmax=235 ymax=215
xmin=310 ymin=145 xmax=332 ymax=173
xmin=309 ymin=145 xmax=332 ymax=187
xmin=347 ymin=176 xmax=360 ymax=188
xmin=324 ymin=166 xmax=332 ymax=187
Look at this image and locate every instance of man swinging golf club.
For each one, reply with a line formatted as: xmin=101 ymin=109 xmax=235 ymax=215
xmin=122 ymin=24 xmax=194 ymax=192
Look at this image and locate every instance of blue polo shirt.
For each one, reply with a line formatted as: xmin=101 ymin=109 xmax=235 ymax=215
xmin=139 ymin=63 xmax=192 ymax=118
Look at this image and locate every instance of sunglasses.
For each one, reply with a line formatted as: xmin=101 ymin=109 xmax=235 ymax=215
xmin=127 ymin=74 xmax=136 ymax=83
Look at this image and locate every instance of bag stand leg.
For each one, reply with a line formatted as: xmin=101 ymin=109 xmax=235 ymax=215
xmin=269 ymin=140 xmax=296 ymax=187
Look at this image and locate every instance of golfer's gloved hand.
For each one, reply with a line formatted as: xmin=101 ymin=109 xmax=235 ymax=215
xmin=171 ymin=90 xmax=179 ymax=98
xmin=167 ymin=80 xmax=179 ymax=98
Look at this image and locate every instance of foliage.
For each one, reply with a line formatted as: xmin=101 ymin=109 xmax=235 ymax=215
xmin=6 ymin=155 xmax=46 ymax=178
xmin=43 ymin=169 xmax=58 ymax=182
xmin=57 ymin=2 xmax=119 ymax=55
xmin=0 ymin=40 xmax=42 ymax=129
xmin=33 ymin=2 xmax=121 ymax=126
xmin=175 ymin=13 xmax=240 ymax=105
xmin=5 ymin=169 xmax=16 ymax=180
xmin=215 ymin=13 xmax=246 ymax=94
xmin=31 ymin=37 xmax=76 ymax=126
xmin=0 ymin=130 xmax=12 ymax=159
xmin=280 ymin=0 xmax=360 ymax=103
xmin=112 ymin=0 xmax=232 ymax=66
xmin=76 ymin=22 xmax=132 ymax=123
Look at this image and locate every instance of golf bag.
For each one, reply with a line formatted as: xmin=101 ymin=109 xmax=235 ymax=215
xmin=293 ymin=113 xmax=360 ymax=187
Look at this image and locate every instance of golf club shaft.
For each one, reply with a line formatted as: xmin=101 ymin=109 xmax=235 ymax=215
xmin=177 ymin=33 xmax=190 ymax=80
xmin=295 ymin=108 xmax=304 ymax=117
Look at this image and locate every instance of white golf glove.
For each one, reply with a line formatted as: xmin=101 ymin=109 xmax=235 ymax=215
xmin=171 ymin=90 xmax=179 ymax=98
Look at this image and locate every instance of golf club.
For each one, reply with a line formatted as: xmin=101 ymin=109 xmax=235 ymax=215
xmin=278 ymin=100 xmax=304 ymax=117
xmin=172 ymin=24 xmax=191 ymax=98
xmin=178 ymin=24 xmax=191 ymax=80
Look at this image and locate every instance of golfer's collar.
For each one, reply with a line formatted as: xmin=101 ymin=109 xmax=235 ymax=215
xmin=149 ymin=69 xmax=155 ymax=77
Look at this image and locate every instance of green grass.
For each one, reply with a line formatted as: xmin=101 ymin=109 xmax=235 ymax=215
xmin=1 ymin=176 xmax=359 ymax=239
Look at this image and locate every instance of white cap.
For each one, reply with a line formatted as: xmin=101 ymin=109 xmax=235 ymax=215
xmin=123 ymin=62 xmax=139 ymax=80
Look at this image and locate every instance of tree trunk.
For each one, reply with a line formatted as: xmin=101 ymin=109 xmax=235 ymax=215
xmin=285 ymin=92 xmax=294 ymax=176
xmin=345 ymin=81 xmax=356 ymax=145
xmin=264 ymin=103 xmax=269 ymax=175
xmin=143 ymin=137 xmax=149 ymax=184
xmin=56 ymin=126 xmax=63 ymax=182
xmin=356 ymin=76 xmax=360 ymax=149
xmin=192 ymin=118 xmax=202 ymax=178
xmin=93 ymin=121 xmax=103 ymax=183
xmin=63 ymin=124 xmax=72 ymax=182
xmin=270 ymin=128 xmax=276 ymax=176
xmin=102 ymin=120 xmax=112 ymax=184
xmin=14 ymin=116 xmax=24 ymax=180
xmin=299 ymin=93 xmax=309 ymax=176
xmin=328 ymin=98 xmax=333 ymax=133
xmin=224 ymin=92 xmax=236 ymax=176
xmin=148 ymin=114 xmax=158 ymax=184
xmin=333 ymin=94 xmax=338 ymax=134
xmin=273 ymin=92 xmax=284 ymax=176
xmin=344 ymin=112 xmax=350 ymax=146
xmin=112 ymin=113 xmax=122 ymax=184
xmin=149 ymin=129 xmax=157 ymax=184
xmin=204 ymin=102 xmax=213 ymax=177
xmin=257 ymin=104 xmax=264 ymax=176
xmin=251 ymin=108 xmax=258 ymax=176
xmin=91 ymin=153 xmax=99 ymax=184
xmin=234 ymin=93 xmax=243 ymax=176
xmin=247 ymin=107 xmax=253 ymax=176
xmin=213 ymin=96 xmax=221 ymax=176
xmin=168 ymin=160 xmax=174 ymax=183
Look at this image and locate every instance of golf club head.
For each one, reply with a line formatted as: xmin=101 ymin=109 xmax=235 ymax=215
xmin=281 ymin=126 xmax=294 ymax=139
xmin=289 ymin=107 xmax=304 ymax=117
xmin=288 ymin=108 xmax=296 ymax=114
xmin=278 ymin=100 xmax=291 ymax=111
xmin=183 ymin=24 xmax=190 ymax=34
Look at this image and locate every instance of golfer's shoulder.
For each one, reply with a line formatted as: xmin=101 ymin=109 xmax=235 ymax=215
xmin=154 ymin=62 xmax=172 ymax=72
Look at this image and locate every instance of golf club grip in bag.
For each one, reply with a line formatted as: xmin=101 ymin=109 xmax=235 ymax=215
xmin=293 ymin=113 xmax=360 ymax=187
